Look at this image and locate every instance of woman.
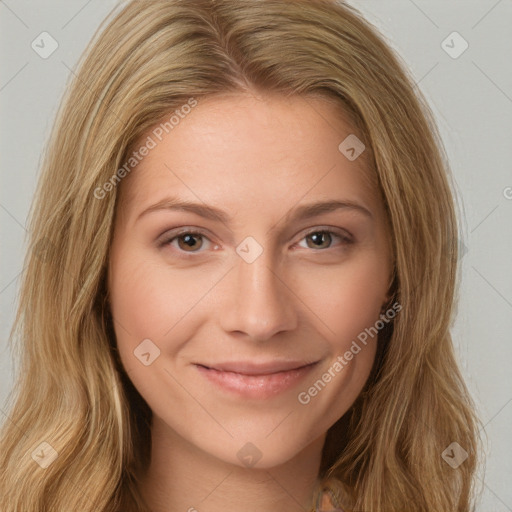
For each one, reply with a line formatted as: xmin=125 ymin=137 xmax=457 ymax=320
xmin=0 ymin=0 xmax=482 ymax=510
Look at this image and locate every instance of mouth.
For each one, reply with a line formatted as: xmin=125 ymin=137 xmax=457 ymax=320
xmin=193 ymin=360 xmax=319 ymax=399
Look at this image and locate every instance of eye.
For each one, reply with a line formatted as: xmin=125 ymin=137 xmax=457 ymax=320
xmin=159 ymin=229 xmax=215 ymax=254
xmin=296 ymin=229 xmax=353 ymax=250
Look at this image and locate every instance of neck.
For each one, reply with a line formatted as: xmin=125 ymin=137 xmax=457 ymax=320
xmin=138 ymin=415 xmax=326 ymax=512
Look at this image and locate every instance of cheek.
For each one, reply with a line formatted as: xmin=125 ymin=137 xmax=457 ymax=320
xmin=108 ymin=244 xmax=222 ymax=364
xmin=296 ymin=253 xmax=388 ymax=350
xmin=109 ymin=259 xmax=166 ymax=340
xmin=288 ymin=258 xmax=386 ymax=434
xmin=110 ymin=246 xmax=184 ymax=335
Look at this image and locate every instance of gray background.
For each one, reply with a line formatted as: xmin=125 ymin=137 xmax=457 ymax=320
xmin=1 ymin=1 xmax=511 ymax=509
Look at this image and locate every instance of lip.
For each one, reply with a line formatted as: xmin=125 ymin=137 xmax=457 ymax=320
xmin=194 ymin=360 xmax=319 ymax=399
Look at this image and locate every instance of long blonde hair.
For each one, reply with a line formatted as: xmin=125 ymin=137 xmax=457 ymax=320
xmin=0 ymin=0 xmax=483 ymax=510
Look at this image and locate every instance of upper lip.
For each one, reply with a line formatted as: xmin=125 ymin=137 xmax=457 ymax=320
xmin=195 ymin=360 xmax=319 ymax=375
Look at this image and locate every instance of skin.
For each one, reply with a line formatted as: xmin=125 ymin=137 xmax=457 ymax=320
xmin=108 ymin=91 xmax=393 ymax=512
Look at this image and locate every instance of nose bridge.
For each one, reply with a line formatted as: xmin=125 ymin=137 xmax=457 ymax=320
xmin=219 ymin=243 xmax=297 ymax=340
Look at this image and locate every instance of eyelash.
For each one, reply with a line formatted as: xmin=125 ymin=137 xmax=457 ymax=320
xmin=159 ymin=227 xmax=354 ymax=257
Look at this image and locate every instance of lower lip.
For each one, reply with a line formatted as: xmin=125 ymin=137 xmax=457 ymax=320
xmin=195 ymin=363 xmax=317 ymax=400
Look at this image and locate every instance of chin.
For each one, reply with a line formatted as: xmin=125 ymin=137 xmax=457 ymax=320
xmin=201 ymin=431 xmax=323 ymax=471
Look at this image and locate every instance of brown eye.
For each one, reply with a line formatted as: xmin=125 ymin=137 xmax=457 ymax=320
xmin=305 ymin=231 xmax=333 ymax=249
xmin=160 ymin=230 xmax=212 ymax=255
xmin=176 ymin=233 xmax=204 ymax=252
xmin=299 ymin=229 xmax=353 ymax=250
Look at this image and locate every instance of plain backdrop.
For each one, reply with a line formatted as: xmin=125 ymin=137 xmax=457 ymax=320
xmin=1 ymin=1 xmax=511 ymax=510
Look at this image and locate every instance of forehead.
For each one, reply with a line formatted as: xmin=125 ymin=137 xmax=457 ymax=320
xmin=117 ymin=92 xmax=381 ymax=222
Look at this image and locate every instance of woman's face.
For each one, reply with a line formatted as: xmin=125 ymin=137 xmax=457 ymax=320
xmin=108 ymin=92 xmax=393 ymax=468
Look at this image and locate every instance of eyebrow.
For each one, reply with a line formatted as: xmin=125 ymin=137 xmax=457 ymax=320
xmin=136 ymin=196 xmax=373 ymax=225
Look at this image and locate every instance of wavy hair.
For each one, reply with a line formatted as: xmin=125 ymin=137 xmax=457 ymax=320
xmin=0 ymin=0 xmax=483 ymax=510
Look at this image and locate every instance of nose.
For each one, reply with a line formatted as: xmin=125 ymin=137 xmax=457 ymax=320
xmin=218 ymin=248 xmax=298 ymax=342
